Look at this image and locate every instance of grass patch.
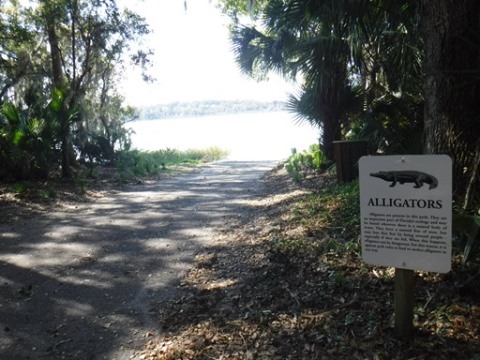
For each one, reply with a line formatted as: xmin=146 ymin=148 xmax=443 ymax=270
xmin=269 ymin=179 xmax=361 ymax=273
xmin=293 ymin=179 xmax=360 ymax=241
xmin=115 ymin=147 xmax=229 ymax=179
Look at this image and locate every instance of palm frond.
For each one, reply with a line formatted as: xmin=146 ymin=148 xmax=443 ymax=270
xmin=286 ymin=86 xmax=322 ymax=128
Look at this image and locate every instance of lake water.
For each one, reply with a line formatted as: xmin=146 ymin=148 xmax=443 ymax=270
xmin=128 ymin=111 xmax=319 ymax=161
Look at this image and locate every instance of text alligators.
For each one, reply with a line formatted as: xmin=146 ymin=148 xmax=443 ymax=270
xmin=367 ymin=197 xmax=443 ymax=209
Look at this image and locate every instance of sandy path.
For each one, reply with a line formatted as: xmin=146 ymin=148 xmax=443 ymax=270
xmin=0 ymin=160 xmax=278 ymax=359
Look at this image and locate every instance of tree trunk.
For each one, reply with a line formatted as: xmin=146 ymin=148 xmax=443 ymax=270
xmin=322 ymin=116 xmax=341 ymax=163
xmin=421 ymin=0 xmax=480 ymax=206
xmin=319 ymin=51 xmax=347 ymax=163
xmin=46 ymin=21 xmax=63 ymax=85
xmin=46 ymin=17 xmax=73 ymax=178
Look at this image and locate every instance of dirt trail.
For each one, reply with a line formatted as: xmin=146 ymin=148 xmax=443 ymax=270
xmin=0 ymin=160 xmax=279 ymax=360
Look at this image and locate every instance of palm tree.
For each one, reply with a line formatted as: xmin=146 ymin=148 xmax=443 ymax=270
xmin=229 ymin=0 xmax=422 ymax=162
xmin=231 ymin=0 xmax=358 ymax=161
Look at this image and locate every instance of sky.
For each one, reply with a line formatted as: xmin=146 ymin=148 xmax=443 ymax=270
xmin=119 ymin=0 xmax=295 ymax=106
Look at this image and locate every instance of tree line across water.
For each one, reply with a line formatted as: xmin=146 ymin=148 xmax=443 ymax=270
xmin=139 ymin=100 xmax=285 ymax=120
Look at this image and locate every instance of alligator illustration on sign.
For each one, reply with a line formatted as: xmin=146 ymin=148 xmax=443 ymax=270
xmin=370 ymin=170 xmax=438 ymax=190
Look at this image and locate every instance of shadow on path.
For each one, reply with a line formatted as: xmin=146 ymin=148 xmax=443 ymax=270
xmin=0 ymin=160 xmax=278 ymax=359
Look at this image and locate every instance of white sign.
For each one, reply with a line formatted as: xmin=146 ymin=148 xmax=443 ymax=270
xmin=359 ymin=155 xmax=452 ymax=273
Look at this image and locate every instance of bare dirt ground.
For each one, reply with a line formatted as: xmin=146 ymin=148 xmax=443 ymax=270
xmin=0 ymin=160 xmax=281 ymax=360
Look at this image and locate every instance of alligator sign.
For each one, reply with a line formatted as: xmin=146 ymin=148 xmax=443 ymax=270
xmin=359 ymin=155 xmax=452 ymax=273
xmin=370 ymin=170 xmax=438 ymax=189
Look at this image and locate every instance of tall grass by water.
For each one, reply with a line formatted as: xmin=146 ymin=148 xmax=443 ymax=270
xmin=116 ymin=147 xmax=229 ymax=178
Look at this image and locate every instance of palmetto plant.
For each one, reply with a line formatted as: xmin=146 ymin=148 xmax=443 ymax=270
xmin=352 ymin=92 xmax=424 ymax=155
xmin=0 ymin=102 xmax=56 ymax=180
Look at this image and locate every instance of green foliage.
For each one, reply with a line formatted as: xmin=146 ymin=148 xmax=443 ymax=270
xmin=453 ymin=213 xmax=480 ymax=264
xmin=0 ymin=1 xmax=152 ymax=179
xmin=350 ymin=92 xmax=424 ymax=155
xmin=270 ymin=180 xmax=361 ymax=263
xmin=216 ymin=0 xmax=269 ymax=19
xmin=0 ymin=102 xmax=57 ymax=180
xmin=116 ymin=147 xmax=229 ymax=179
xmin=76 ymin=134 xmax=116 ymax=165
xmin=13 ymin=181 xmax=34 ymax=197
xmin=13 ymin=181 xmax=56 ymax=201
xmin=284 ymin=144 xmax=327 ymax=182
xmin=182 ymin=147 xmax=230 ymax=163
xmin=295 ymin=180 xmax=360 ymax=240
xmin=225 ymin=0 xmax=422 ymax=161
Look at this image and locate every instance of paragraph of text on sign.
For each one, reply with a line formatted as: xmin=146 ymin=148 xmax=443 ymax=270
xmin=363 ymin=212 xmax=448 ymax=255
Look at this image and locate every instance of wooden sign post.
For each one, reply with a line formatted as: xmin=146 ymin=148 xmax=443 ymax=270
xmin=394 ymin=268 xmax=414 ymax=340
xmin=359 ymin=155 xmax=452 ymax=341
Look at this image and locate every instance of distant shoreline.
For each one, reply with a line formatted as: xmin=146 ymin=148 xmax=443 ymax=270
xmin=128 ymin=111 xmax=318 ymax=160
xmin=138 ymin=100 xmax=286 ymax=121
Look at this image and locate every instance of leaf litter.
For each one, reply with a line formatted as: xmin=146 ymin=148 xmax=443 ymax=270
xmin=135 ymin=165 xmax=480 ymax=359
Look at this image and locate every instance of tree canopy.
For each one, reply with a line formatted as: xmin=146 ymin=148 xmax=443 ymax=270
xmin=0 ymin=0 xmax=150 ymax=179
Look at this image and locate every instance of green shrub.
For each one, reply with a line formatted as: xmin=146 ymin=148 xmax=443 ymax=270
xmin=115 ymin=147 xmax=229 ymax=179
xmin=13 ymin=181 xmax=56 ymax=201
xmin=13 ymin=181 xmax=34 ymax=197
xmin=284 ymin=144 xmax=327 ymax=181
